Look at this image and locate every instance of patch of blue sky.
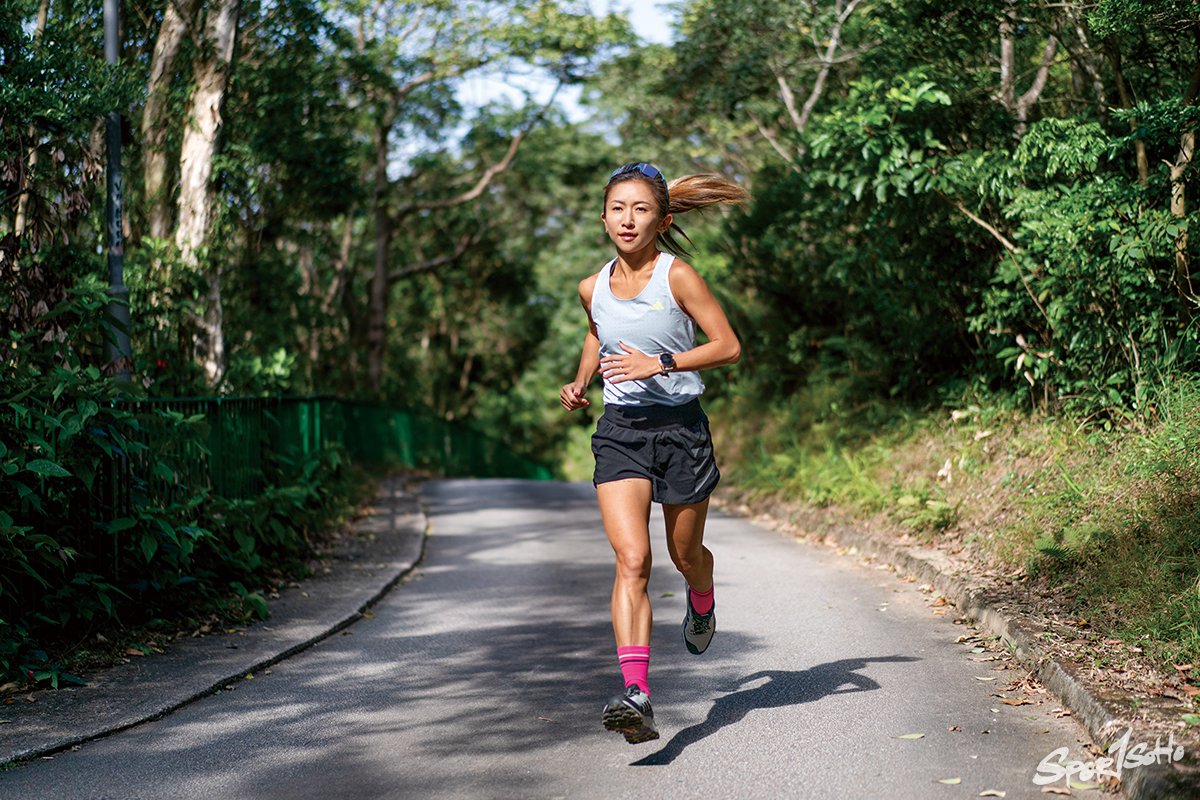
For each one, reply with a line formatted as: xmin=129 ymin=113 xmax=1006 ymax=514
xmin=390 ymin=2 xmax=675 ymax=175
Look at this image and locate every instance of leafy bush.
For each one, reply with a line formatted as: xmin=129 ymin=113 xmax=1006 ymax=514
xmin=968 ymin=118 xmax=1200 ymax=417
xmin=731 ymin=70 xmax=993 ymax=400
xmin=0 ymin=271 xmax=364 ymax=687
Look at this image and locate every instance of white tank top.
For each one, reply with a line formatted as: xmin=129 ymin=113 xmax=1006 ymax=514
xmin=591 ymin=252 xmax=705 ymax=407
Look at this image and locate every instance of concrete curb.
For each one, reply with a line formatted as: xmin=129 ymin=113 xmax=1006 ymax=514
xmin=0 ymin=475 xmax=428 ymax=767
xmin=785 ymin=514 xmax=1200 ymax=799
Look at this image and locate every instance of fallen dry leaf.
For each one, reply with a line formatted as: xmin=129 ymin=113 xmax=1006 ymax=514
xmin=999 ymin=698 xmax=1032 ymax=706
xmin=1041 ymin=787 xmax=1071 ymax=795
xmin=979 ymin=792 xmax=1006 ymax=798
xmin=948 ymin=725 xmax=961 ymax=731
xmin=938 ymin=778 xmax=962 ymax=785
xmin=894 ymin=732 xmax=926 ymax=740
xmin=1174 ymin=663 xmax=1194 ymax=672
xmin=975 ymin=676 xmax=997 ymax=681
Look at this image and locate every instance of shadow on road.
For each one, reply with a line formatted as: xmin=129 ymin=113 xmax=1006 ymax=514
xmin=632 ymin=655 xmax=921 ymax=766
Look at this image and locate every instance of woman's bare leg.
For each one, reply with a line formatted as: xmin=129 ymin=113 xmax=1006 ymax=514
xmin=596 ymin=478 xmax=654 ymax=646
xmin=664 ymin=498 xmax=713 ymax=592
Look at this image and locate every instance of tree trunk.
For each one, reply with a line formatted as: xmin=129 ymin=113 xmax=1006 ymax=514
xmin=315 ymin=207 xmax=356 ymax=359
xmin=363 ymin=79 xmax=541 ymax=394
xmin=176 ymin=0 xmax=240 ymax=388
xmin=13 ymin=0 xmax=51 ymax=239
xmin=1171 ymin=131 xmax=1194 ymax=298
xmin=1106 ymin=41 xmax=1149 ymax=185
xmin=367 ymin=116 xmax=393 ymax=394
xmin=143 ymin=0 xmax=199 ymax=242
xmin=997 ymin=5 xmax=1056 ymax=138
xmin=1170 ymin=38 xmax=1200 ymax=305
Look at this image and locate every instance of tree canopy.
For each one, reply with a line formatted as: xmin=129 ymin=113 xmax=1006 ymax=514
xmin=7 ymin=0 xmax=1200 ymax=685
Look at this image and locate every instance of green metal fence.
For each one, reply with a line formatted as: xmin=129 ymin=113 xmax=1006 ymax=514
xmin=107 ymin=396 xmax=553 ymax=512
xmin=2 ymin=396 xmax=552 ymax=643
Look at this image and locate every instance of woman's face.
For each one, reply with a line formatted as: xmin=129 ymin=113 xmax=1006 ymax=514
xmin=602 ymin=179 xmax=668 ymax=256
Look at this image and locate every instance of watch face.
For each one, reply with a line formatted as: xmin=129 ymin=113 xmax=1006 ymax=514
xmin=661 ymin=353 xmax=676 ymax=370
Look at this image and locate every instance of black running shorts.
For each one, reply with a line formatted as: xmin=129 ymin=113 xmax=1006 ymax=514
xmin=591 ymin=399 xmax=720 ymax=505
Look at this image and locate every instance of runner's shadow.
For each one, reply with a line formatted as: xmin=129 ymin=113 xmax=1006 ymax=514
xmin=632 ymin=655 xmax=920 ymax=766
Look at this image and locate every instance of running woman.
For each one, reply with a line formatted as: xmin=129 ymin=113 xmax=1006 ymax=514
xmin=559 ymin=162 xmax=747 ymax=744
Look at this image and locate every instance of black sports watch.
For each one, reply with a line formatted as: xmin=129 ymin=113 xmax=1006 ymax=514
xmin=658 ymin=353 xmax=677 ymax=375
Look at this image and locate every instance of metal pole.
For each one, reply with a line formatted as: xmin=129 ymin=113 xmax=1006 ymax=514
xmin=103 ymin=0 xmax=132 ymax=381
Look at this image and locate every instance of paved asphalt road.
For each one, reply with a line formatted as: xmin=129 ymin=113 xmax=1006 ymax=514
xmin=0 ymin=479 xmax=1095 ymax=799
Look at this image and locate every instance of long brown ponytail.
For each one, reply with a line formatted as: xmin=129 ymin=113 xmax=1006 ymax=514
xmin=661 ymin=174 xmax=750 ymax=258
xmin=604 ymin=166 xmax=750 ymax=258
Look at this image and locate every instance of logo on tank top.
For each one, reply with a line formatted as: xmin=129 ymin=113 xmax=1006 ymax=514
xmin=651 ymin=300 xmax=665 ymax=311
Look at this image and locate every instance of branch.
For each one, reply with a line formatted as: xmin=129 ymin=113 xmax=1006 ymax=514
xmin=393 ymin=8 xmax=427 ymax=49
xmin=388 ymin=232 xmax=475 ymax=282
xmin=400 ymin=81 xmax=562 ymax=214
xmin=784 ymin=42 xmax=881 ymax=68
xmin=795 ymin=0 xmax=862 ymax=134
xmin=393 ymin=59 xmax=480 ymax=103
xmin=1184 ymin=29 xmax=1200 ymax=106
xmin=1017 ymin=35 xmax=1059 ymax=113
xmin=945 ymin=195 xmax=1020 ymax=254
xmin=1008 ymin=252 xmax=1055 ymax=334
xmin=776 ymin=72 xmax=805 ymax=133
xmin=746 ymin=108 xmax=799 ymax=169
xmin=999 ymin=10 xmax=1015 ymax=110
xmin=943 ymin=194 xmax=1056 ymax=329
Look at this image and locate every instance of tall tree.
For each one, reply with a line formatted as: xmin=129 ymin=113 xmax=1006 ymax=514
xmin=175 ymin=0 xmax=241 ymax=386
xmin=142 ymin=0 xmax=200 ymax=243
xmin=339 ymin=0 xmax=627 ymax=394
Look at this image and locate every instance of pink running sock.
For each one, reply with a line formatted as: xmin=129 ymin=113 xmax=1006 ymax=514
xmin=617 ymin=645 xmax=650 ymax=695
xmin=689 ymin=583 xmax=715 ymax=615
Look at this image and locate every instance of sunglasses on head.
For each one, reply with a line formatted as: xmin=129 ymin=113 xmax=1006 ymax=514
xmin=609 ymin=162 xmax=669 ymax=206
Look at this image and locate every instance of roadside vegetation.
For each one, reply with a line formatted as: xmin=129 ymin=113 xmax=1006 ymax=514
xmin=586 ymin=0 xmax=1200 ymax=688
xmin=712 ymin=383 xmax=1200 ymax=677
xmin=6 ymin=0 xmax=1200 ymax=706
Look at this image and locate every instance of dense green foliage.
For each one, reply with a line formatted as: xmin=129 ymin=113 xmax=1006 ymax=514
xmin=591 ymin=0 xmax=1200 ymax=418
xmin=0 ymin=271 xmax=366 ymax=686
xmin=1 ymin=0 xmax=620 ymax=685
xmin=6 ymin=0 xmax=1200 ymax=682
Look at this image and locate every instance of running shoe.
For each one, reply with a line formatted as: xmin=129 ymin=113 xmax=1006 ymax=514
xmin=602 ymin=684 xmax=659 ymax=744
xmin=682 ymin=587 xmax=716 ymax=655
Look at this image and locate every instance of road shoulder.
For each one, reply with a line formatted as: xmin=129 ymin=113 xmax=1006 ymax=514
xmin=0 ymin=475 xmax=426 ymax=767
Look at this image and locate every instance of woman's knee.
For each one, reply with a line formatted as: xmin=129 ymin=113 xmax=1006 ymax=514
xmin=670 ymin=551 xmax=694 ymax=575
xmin=614 ymin=547 xmax=652 ymax=580
xmin=669 ymin=544 xmax=709 ymax=577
